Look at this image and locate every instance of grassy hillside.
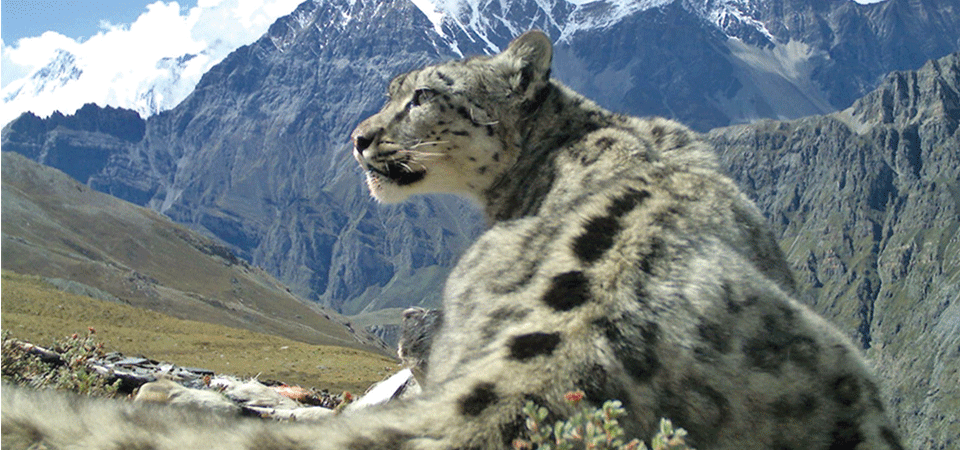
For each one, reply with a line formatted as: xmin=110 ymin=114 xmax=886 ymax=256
xmin=1 ymin=271 xmax=398 ymax=393
xmin=1 ymin=151 xmax=388 ymax=355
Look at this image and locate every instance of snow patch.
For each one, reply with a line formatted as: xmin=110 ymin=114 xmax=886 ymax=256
xmin=709 ymin=1 xmax=775 ymax=43
xmin=411 ymin=0 xmax=448 ymax=36
xmin=561 ymin=0 xmax=672 ymax=41
xmin=408 ymin=0 xmax=674 ymax=52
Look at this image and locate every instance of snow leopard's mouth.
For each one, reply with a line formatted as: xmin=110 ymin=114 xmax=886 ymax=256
xmin=368 ymin=161 xmax=426 ymax=186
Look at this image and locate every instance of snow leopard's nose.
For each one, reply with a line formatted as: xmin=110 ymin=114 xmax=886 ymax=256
xmin=355 ymin=134 xmax=374 ymax=152
xmin=351 ymin=126 xmax=382 ymax=165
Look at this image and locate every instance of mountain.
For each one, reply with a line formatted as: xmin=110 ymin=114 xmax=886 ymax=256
xmin=708 ymin=52 xmax=960 ymax=450
xmin=5 ymin=0 xmax=958 ymax=315
xmin=0 ymin=48 xmax=212 ymax=127
xmin=1 ymin=151 xmax=388 ymax=355
xmin=552 ymin=0 xmax=960 ymax=130
xmin=2 ymin=50 xmax=84 ymax=103
xmin=1 ymin=104 xmax=145 ymax=188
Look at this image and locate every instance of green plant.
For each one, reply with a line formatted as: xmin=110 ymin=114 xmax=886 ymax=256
xmin=1 ymin=329 xmax=121 ymax=397
xmin=513 ymin=391 xmax=695 ymax=450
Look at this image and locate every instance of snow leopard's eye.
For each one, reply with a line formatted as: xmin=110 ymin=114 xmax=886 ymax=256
xmin=410 ymin=88 xmax=437 ymax=108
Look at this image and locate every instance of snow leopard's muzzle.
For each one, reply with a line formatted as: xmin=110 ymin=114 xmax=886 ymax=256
xmin=351 ymin=126 xmax=427 ymax=187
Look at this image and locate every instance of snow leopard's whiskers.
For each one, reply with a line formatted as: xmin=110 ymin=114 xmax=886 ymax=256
xmin=400 ymin=140 xmax=448 ymax=162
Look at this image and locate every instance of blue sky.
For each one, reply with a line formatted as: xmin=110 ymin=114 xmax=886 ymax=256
xmin=2 ymin=1 xmax=196 ymax=43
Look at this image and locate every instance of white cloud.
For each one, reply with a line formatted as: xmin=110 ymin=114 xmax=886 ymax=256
xmin=1 ymin=0 xmax=302 ymax=126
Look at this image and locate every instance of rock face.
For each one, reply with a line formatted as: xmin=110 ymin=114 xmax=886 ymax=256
xmin=0 ymin=104 xmax=145 ymax=188
xmin=709 ymin=52 xmax=960 ymax=450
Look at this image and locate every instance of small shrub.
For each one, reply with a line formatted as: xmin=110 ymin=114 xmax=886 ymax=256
xmin=513 ymin=391 xmax=695 ymax=450
xmin=1 ymin=330 xmax=121 ymax=397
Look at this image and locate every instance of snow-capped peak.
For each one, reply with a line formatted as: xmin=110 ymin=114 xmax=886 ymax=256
xmin=2 ymin=50 xmax=82 ymax=104
xmin=405 ymin=0 xmax=781 ymax=55
xmin=1 ymin=0 xmax=303 ymax=127
xmin=411 ymin=0 xmax=674 ymax=52
xmin=561 ymin=0 xmax=673 ymax=41
xmin=1 ymin=46 xmax=215 ymax=126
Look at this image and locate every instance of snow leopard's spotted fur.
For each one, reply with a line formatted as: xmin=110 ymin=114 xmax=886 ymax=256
xmin=2 ymin=31 xmax=903 ymax=450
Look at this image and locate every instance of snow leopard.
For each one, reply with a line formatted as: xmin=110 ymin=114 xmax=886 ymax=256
xmin=2 ymin=31 xmax=904 ymax=450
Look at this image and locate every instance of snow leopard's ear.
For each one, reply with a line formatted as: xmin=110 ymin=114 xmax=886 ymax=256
xmin=498 ymin=30 xmax=553 ymax=100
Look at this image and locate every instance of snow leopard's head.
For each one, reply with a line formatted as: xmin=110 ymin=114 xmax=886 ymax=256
xmin=351 ymin=31 xmax=553 ymax=203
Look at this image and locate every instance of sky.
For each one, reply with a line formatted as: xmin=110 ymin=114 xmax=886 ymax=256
xmin=2 ymin=1 xmax=197 ymax=86
xmin=2 ymin=0 xmax=171 ymax=44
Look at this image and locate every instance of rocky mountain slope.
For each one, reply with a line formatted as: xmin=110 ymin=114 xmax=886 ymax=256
xmin=4 ymin=0 xmax=958 ymax=317
xmin=709 ymin=52 xmax=960 ymax=450
xmin=1 ymin=152 xmax=388 ymax=354
xmin=1 ymin=105 xmax=145 ymax=192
